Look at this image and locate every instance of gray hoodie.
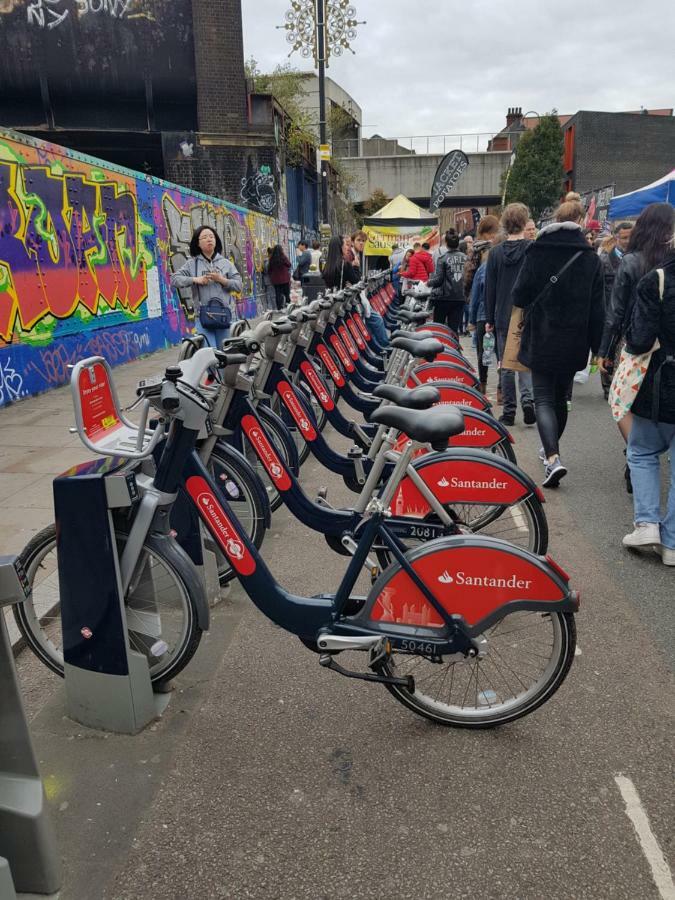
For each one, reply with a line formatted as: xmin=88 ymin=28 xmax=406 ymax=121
xmin=171 ymin=253 xmax=243 ymax=313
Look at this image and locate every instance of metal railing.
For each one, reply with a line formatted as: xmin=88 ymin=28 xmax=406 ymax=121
xmin=334 ymin=132 xmax=501 ymax=158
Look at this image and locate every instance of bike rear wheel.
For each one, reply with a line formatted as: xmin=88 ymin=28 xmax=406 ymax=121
xmin=14 ymin=527 xmax=203 ymax=684
xmin=381 ymin=610 xmax=576 ymax=727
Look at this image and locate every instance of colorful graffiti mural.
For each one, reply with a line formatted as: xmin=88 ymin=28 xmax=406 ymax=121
xmin=0 ymin=128 xmax=290 ymax=406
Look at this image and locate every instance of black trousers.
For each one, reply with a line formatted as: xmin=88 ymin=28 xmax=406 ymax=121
xmin=273 ymin=282 xmax=290 ymax=310
xmin=432 ymin=301 xmax=464 ymax=336
xmin=531 ymin=369 xmax=576 ymax=459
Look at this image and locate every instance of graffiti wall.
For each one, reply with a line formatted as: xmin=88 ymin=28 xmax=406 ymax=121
xmin=0 ymin=129 xmax=286 ymax=406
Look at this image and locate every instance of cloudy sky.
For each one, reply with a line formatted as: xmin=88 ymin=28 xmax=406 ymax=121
xmin=242 ymin=0 xmax=675 ymax=138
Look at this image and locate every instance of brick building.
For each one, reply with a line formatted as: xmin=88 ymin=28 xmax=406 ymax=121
xmin=0 ymin=0 xmax=319 ymax=228
xmin=562 ymin=109 xmax=675 ymax=196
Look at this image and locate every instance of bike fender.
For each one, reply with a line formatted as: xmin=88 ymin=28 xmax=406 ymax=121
xmin=391 ymin=408 xmax=511 ymax=455
xmin=410 ymin=380 xmax=491 ymax=411
xmin=358 ymin=535 xmax=577 ymax=638
xmin=147 ymin=533 xmax=210 ymax=631
xmin=393 ymin=449 xmax=539 ymax=515
xmin=409 ymin=363 xmax=480 ymax=389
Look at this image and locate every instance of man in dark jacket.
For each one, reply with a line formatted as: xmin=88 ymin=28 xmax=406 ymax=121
xmin=427 ymin=229 xmax=467 ymax=332
xmin=485 ymin=203 xmax=535 ymax=426
xmin=623 ymin=253 xmax=675 ymax=564
xmin=293 ymin=240 xmax=312 ymax=280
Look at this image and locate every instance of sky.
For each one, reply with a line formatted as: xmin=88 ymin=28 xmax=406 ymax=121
xmin=242 ymin=0 xmax=675 ymax=139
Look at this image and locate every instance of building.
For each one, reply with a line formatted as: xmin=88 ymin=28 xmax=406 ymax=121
xmin=295 ymin=74 xmax=362 ymax=157
xmin=562 ymin=109 xmax=675 ymax=195
xmin=0 ymin=0 xmax=318 ymax=230
xmin=488 ymin=108 xmax=572 ymax=152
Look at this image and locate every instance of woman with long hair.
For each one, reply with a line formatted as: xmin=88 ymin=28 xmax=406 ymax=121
xmin=598 ymin=203 xmax=675 ymax=489
xmin=322 ymin=235 xmax=359 ymax=289
xmin=170 ymin=225 xmax=243 ymax=348
xmin=267 ymin=243 xmax=292 ymax=310
xmin=622 ymin=238 xmax=675 ymax=563
xmin=512 ymin=200 xmax=604 ymax=487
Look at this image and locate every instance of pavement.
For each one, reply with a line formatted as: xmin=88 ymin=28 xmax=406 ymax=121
xmin=2 ymin=340 xmax=674 ymax=900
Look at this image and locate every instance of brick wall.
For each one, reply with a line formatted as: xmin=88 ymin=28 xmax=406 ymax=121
xmin=570 ymin=112 xmax=675 ymax=194
xmin=190 ymin=0 xmax=248 ymax=133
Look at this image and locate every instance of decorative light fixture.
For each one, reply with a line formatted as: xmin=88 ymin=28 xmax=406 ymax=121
xmin=280 ymin=0 xmax=364 ymax=66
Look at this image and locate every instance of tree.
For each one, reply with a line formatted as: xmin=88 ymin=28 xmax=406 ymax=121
xmin=354 ymin=188 xmax=390 ymax=226
xmin=245 ymin=57 xmax=316 ymax=165
xmin=502 ymin=114 xmax=564 ymax=219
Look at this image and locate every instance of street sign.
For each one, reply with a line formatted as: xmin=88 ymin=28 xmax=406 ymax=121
xmin=319 ymin=144 xmax=331 ymax=161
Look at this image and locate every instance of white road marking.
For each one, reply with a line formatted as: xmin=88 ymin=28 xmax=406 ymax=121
xmin=574 ymin=645 xmax=582 ymax=656
xmin=508 ymin=504 xmax=527 ymax=532
xmin=614 ymin=775 xmax=675 ymax=900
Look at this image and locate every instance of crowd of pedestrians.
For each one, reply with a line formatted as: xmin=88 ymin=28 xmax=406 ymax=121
xmin=174 ymin=198 xmax=675 ymax=567
xmin=442 ymin=197 xmax=675 ymax=564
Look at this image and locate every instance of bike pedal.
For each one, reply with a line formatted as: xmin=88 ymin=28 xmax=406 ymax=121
xmin=319 ymin=652 xmax=414 ymax=690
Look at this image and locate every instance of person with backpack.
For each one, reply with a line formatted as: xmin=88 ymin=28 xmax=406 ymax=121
xmin=427 ymin=228 xmax=467 ymax=333
xmin=170 ymin=225 xmax=242 ymax=348
xmin=512 ymin=199 xmax=604 ymax=487
xmin=622 ymin=247 xmax=675 ymax=564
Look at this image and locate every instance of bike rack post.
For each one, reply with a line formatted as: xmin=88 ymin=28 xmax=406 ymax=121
xmin=53 ymin=458 xmax=168 ymax=735
xmin=54 ymin=358 xmax=170 ymax=734
xmin=0 ymin=556 xmax=62 ymax=897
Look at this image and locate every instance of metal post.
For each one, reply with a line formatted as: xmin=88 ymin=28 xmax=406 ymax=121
xmin=316 ymin=0 xmax=329 ymax=228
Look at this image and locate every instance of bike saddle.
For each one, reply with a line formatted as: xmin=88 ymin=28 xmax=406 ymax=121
xmin=271 ymin=319 xmax=295 ymax=335
xmin=390 ymin=336 xmax=444 ymax=361
xmin=371 ymin=384 xmax=441 ymax=409
xmin=396 ymin=309 xmax=429 ymax=324
xmin=369 ymin=405 xmax=465 ymax=452
xmin=390 ymin=329 xmax=436 ymax=341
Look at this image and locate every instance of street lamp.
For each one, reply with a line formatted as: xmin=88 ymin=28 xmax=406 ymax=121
xmin=279 ymin=1 xmax=365 ymax=228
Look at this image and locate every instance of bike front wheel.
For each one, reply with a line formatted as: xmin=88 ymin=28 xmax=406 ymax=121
xmin=381 ymin=610 xmax=576 ymax=728
xmin=14 ymin=527 xmax=203 ymax=685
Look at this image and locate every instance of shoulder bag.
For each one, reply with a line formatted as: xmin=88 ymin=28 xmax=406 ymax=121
xmin=502 ymin=251 xmax=583 ymax=372
xmin=609 ymin=268 xmax=665 ymax=422
xmin=193 ymin=258 xmax=233 ymax=331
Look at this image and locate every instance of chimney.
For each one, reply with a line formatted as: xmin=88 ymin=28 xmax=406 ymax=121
xmin=506 ymin=106 xmax=523 ymax=128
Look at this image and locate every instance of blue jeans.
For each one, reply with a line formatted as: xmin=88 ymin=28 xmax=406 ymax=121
xmin=366 ymin=311 xmax=389 ymax=347
xmin=194 ymin=319 xmax=230 ymax=349
xmin=627 ymin=415 xmax=675 ymax=548
xmin=496 ymin=327 xmax=533 ymax=418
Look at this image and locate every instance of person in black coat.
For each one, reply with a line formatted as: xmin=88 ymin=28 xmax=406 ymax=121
xmin=512 ymin=200 xmax=604 ymax=487
xmin=427 ymin=228 xmax=467 ymax=333
xmin=622 ymin=251 xmax=675 ymax=564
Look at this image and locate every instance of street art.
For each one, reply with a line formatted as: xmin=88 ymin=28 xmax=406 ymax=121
xmin=240 ymin=158 xmax=277 ymax=216
xmin=22 ymin=0 xmax=139 ymax=28
xmin=0 ymin=129 xmax=289 ymax=407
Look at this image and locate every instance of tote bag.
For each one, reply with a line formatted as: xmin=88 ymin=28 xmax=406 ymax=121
xmin=609 ymin=269 xmax=664 ymax=422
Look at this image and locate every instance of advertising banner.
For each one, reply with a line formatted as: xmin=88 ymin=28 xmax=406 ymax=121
xmin=363 ymin=225 xmax=440 ymax=257
xmin=429 ymin=150 xmax=470 ymax=213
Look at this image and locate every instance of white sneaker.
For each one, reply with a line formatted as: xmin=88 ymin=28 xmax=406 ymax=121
xmin=622 ymin=523 xmax=661 ymax=549
xmin=657 ymin=546 xmax=675 ymax=566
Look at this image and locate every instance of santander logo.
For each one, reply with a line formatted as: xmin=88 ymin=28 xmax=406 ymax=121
xmin=278 ymin=382 xmax=317 ymax=439
xmin=437 ymin=476 xmax=508 ymax=490
xmin=300 ymin=361 xmax=335 ymax=411
xmin=436 ymin=568 xmax=533 ymax=590
xmin=241 ymin=415 xmax=291 ymax=490
xmin=317 ymin=344 xmax=346 ymax=386
xmin=185 ymin=476 xmax=256 ymax=575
